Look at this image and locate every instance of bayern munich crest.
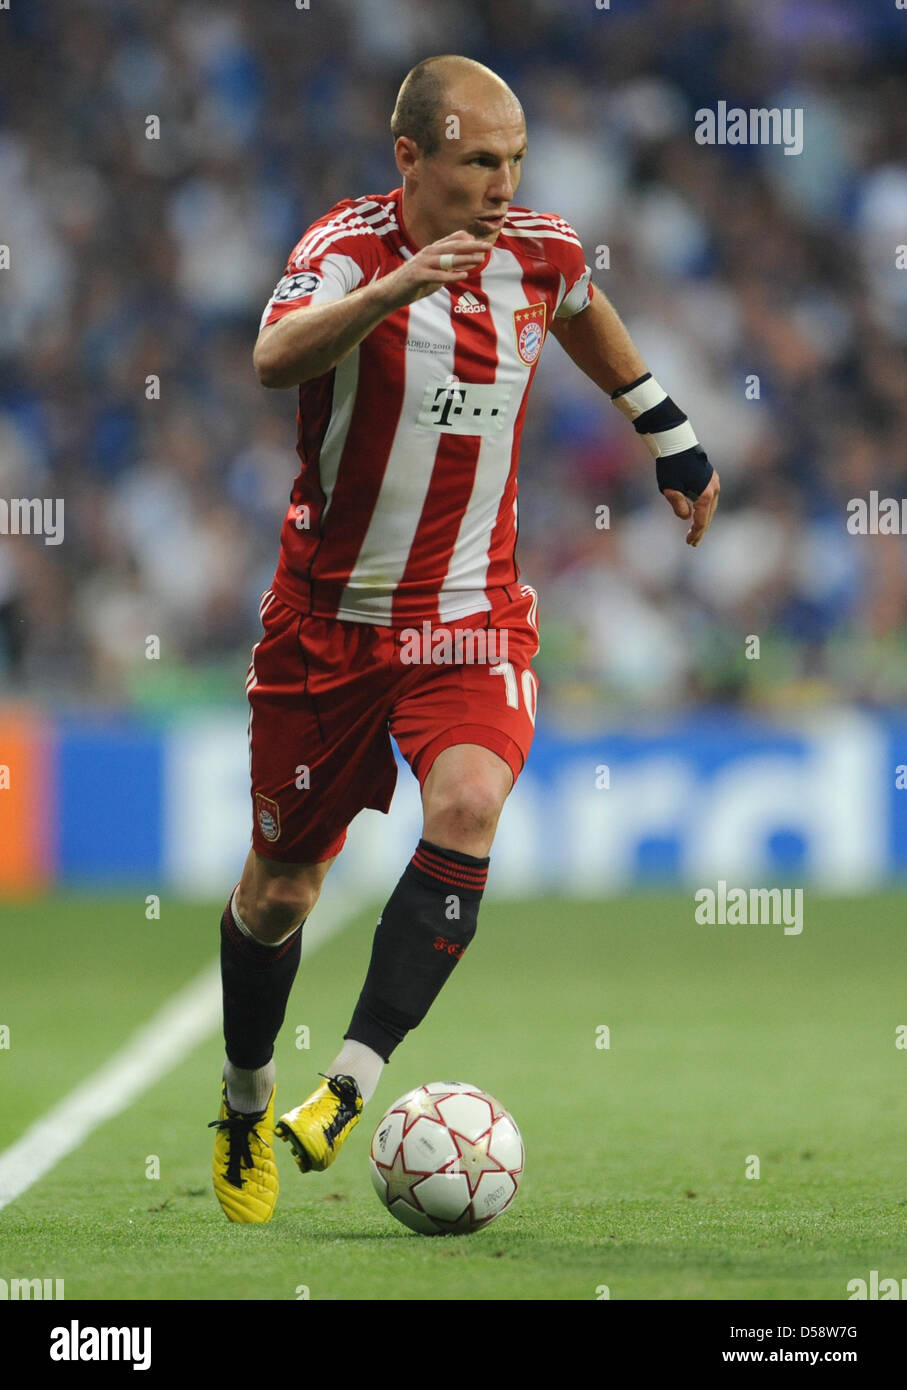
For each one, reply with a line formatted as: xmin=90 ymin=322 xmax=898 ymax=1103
xmin=513 ymin=301 xmax=546 ymax=365
xmin=255 ymin=792 xmax=281 ymax=843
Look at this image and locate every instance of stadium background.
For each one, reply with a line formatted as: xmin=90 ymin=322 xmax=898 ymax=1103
xmin=0 ymin=0 xmax=905 ymax=894
xmin=0 ymin=0 xmax=906 ymax=1308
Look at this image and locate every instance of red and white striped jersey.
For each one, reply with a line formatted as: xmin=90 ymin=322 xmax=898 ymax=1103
xmin=259 ymin=186 xmax=593 ymax=625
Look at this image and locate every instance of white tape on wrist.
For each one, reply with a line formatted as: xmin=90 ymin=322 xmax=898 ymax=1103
xmin=611 ymin=375 xmax=700 ymax=459
xmin=641 ymin=420 xmax=700 ymax=459
xmin=611 ymin=375 xmax=667 ymax=422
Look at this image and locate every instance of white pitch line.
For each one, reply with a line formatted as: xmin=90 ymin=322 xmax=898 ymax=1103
xmin=0 ymin=888 xmax=366 ymax=1211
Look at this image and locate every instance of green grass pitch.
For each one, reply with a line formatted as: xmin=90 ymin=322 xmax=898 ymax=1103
xmin=1 ymin=890 xmax=905 ymax=1301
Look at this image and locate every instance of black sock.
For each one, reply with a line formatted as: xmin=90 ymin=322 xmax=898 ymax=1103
xmin=345 ymin=838 xmax=489 ymax=1061
xmin=220 ymin=900 xmax=303 ymax=1070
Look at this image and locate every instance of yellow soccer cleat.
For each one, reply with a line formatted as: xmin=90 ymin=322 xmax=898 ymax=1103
xmin=208 ymin=1083 xmax=279 ymax=1223
xmin=275 ymin=1073 xmax=363 ymax=1173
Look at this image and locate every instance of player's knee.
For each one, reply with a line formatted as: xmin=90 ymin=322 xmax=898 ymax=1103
xmin=238 ymin=879 xmax=321 ymax=944
xmin=426 ymin=786 xmax=502 ymax=844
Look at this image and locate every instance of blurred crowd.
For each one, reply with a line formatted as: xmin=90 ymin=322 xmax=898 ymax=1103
xmin=1 ymin=0 xmax=906 ymax=722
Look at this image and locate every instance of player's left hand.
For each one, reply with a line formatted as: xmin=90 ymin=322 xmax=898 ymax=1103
xmin=658 ymin=447 xmax=720 ymax=548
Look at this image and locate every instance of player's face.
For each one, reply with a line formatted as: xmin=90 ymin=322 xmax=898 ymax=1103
xmin=418 ymin=108 xmax=528 ymax=244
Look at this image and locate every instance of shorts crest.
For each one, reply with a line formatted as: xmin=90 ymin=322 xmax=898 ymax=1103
xmin=255 ymin=792 xmax=281 ymax=843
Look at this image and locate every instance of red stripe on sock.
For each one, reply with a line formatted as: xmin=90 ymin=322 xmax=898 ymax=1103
xmin=411 ymin=845 xmax=488 ymax=892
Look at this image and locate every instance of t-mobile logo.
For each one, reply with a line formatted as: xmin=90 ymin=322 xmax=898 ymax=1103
xmin=417 ymin=378 xmax=511 ymax=436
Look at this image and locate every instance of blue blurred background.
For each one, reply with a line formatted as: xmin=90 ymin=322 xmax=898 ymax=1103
xmin=0 ymin=0 xmax=905 ymax=896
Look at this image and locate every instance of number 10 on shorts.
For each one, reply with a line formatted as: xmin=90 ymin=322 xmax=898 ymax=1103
xmin=491 ymin=661 xmax=538 ymax=725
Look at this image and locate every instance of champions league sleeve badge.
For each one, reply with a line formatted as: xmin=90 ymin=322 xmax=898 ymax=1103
xmin=272 ymin=270 xmax=324 ymax=302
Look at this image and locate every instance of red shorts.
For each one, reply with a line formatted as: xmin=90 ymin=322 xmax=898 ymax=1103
xmin=246 ymin=583 xmax=540 ymax=863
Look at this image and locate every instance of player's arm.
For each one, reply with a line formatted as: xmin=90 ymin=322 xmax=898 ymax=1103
xmin=550 ymin=289 xmax=720 ymax=548
xmin=254 ymin=230 xmax=488 ymax=390
xmin=254 ymin=284 xmax=403 ymax=389
xmin=549 ymin=287 xmax=647 ymax=395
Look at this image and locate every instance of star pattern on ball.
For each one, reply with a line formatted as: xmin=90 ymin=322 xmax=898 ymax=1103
xmin=445 ymin=1128 xmax=506 ymax=1198
xmin=483 ymin=1093 xmax=509 ymax=1124
xmin=375 ymin=1148 xmax=430 ymax=1211
xmin=396 ymin=1087 xmax=459 ymax=1135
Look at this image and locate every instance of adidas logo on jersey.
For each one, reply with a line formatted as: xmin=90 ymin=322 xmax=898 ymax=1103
xmin=453 ymin=291 xmax=486 ymax=314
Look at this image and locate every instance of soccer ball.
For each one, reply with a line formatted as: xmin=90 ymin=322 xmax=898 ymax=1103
xmin=369 ymin=1081 xmax=524 ymax=1235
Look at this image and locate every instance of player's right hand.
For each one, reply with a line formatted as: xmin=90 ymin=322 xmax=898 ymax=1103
xmin=382 ymin=230 xmax=489 ymax=307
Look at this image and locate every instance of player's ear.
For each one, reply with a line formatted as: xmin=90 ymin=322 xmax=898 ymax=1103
xmin=394 ymin=136 xmax=419 ymax=180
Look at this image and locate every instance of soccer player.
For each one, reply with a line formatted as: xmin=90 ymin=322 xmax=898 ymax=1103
xmin=210 ymin=55 xmax=719 ymax=1221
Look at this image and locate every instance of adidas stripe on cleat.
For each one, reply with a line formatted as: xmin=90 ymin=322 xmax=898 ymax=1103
xmin=209 ymin=1083 xmax=279 ymax=1223
xmin=275 ymin=1073 xmax=363 ymax=1173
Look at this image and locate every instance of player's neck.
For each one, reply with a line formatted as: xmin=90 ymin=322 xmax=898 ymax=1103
xmin=399 ymin=188 xmax=442 ymax=251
